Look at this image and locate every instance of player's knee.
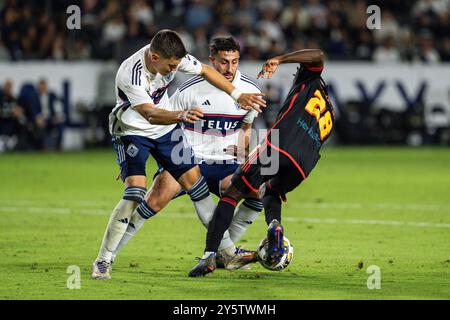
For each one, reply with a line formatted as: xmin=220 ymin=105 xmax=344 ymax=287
xmin=145 ymin=195 xmax=166 ymax=212
xmin=222 ymin=184 xmax=244 ymax=203
xmin=242 ymin=198 xmax=264 ymax=213
xmin=122 ymin=186 xmax=147 ymax=204
xmin=136 ymin=201 xmax=158 ymax=219
xmin=186 ymin=176 xmax=210 ymax=202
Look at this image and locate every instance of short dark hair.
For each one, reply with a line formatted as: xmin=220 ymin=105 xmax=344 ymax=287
xmin=209 ymin=36 xmax=241 ymax=57
xmin=150 ymin=29 xmax=187 ymax=59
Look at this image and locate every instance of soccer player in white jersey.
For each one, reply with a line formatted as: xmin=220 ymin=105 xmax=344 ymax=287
xmin=92 ymin=30 xmax=266 ymax=280
xmin=111 ymin=37 xmax=264 ymax=271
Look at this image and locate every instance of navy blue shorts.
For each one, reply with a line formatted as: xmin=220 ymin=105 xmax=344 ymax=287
xmin=113 ymin=125 xmax=196 ymax=181
xmin=156 ymin=159 xmax=239 ymax=197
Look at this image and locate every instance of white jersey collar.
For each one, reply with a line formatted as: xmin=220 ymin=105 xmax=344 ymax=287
xmin=231 ymin=70 xmax=241 ymax=86
xmin=142 ymin=45 xmax=157 ymax=80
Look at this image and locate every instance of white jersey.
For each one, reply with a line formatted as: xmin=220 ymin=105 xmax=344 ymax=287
xmin=170 ymin=70 xmax=260 ymax=162
xmin=109 ymin=44 xmax=202 ymax=139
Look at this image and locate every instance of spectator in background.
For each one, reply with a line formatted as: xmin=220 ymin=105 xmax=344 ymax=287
xmin=373 ymin=35 xmax=401 ymax=63
xmin=214 ymin=0 xmax=236 ymax=31
xmin=236 ymin=25 xmax=260 ymax=60
xmin=373 ymin=10 xmax=402 ymax=43
xmin=439 ymin=36 xmax=450 ymax=62
xmin=304 ymin=0 xmax=328 ymax=30
xmin=19 ymin=79 xmax=66 ymax=151
xmin=37 ymin=79 xmax=66 ymax=150
xmin=1 ymin=0 xmax=450 ymax=62
xmin=347 ymin=0 xmax=368 ymax=30
xmin=413 ymin=0 xmax=450 ymax=17
xmin=0 ymin=37 xmax=9 ymax=60
xmin=415 ymin=32 xmax=440 ymax=63
xmin=67 ymin=38 xmax=92 ymax=60
xmin=280 ymin=0 xmax=310 ymax=35
xmin=257 ymin=10 xmax=285 ymax=44
xmin=191 ymin=27 xmax=210 ymax=61
xmin=176 ymin=27 xmax=195 ymax=53
xmin=0 ymin=79 xmax=28 ymax=151
xmin=129 ymin=0 xmax=154 ymax=27
xmin=326 ymin=12 xmax=351 ymax=59
xmin=185 ymin=0 xmax=212 ymax=30
xmin=235 ymin=0 xmax=258 ymax=29
xmin=102 ymin=14 xmax=127 ymax=44
xmin=354 ymin=30 xmax=374 ymax=61
xmin=51 ymin=33 xmax=66 ymax=60
xmin=257 ymin=0 xmax=283 ymax=14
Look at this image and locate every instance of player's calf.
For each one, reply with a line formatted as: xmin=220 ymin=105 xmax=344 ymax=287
xmin=266 ymin=219 xmax=286 ymax=264
xmin=93 ymin=185 xmax=146 ymax=279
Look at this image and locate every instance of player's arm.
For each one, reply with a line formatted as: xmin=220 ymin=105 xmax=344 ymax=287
xmin=257 ymin=49 xmax=325 ymax=79
xmin=224 ymin=122 xmax=252 ymax=162
xmin=121 ymin=79 xmax=202 ymax=125
xmin=200 ymin=63 xmax=266 ymax=112
xmin=134 ymin=103 xmax=202 ymax=125
xmin=238 ymin=122 xmax=252 ymax=161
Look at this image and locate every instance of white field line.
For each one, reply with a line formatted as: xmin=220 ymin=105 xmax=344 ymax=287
xmin=0 ymin=206 xmax=449 ymax=229
xmin=288 ymin=202 xmax=450 ymax=212
xmin=3 ymin=200 xmax=450 ymax=212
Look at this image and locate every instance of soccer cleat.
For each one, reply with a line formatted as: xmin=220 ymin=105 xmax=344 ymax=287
xmin=188 ymin=253 xmax=217 ymax=277
xmin=220 ymin=247 xmax=259 ymax=270
xmin=267 ymin=219 xmax=286 ymax=264
xmin=91 ymin=259 xmax=112 ymax=280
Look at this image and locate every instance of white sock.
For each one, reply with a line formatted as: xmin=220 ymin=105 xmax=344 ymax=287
xmin=187 ymin=177 xmax=235 ymax=251
xmin=228 ymin=199 xmax=262 ymax=244
xmin=97 ymin=199 xmax=139 ymax=262
xmin=218 ymin=226 xmax=235 ymax=252
xmin=202 ymin=251 xmax=216 ymax=259
xmin=218 ymin=244 xmax=236 ymax=258
xmin=192 ymin=196 xmax=215 ymax=227
xmin=112 ymin=200 xmax=158 ymax=262
xmin=186 ymin=176 xmax=217 ymax=227
xmin=112 ymin=210 xmax=148 ymax=261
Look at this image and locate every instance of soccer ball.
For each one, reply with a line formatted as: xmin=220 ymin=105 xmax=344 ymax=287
xmin=257 ymin=236 xmax=294 ymax=271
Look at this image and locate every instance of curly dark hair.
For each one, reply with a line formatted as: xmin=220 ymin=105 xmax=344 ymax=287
xmin=209 ymin=36 xmax=241 ymax=57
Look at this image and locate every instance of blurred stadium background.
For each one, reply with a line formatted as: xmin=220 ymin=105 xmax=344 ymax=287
xmin=0 ymin=0 xmax=449 ymax=152
xmin=1 ymin=0 xmax=450 ymax=301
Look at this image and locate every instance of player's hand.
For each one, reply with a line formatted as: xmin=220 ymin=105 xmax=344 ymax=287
xmin=237 ymin=93 xmax=266 ymax=113
xmin=179 ymin=107 xmax=203 ymax=124
xmin=257 ymin=58 xmax=280 ymax=79
xmin=224 ymin=145 xmax=238 ymax=157
xmin=224 ymin=145 xmax=247 ymax=162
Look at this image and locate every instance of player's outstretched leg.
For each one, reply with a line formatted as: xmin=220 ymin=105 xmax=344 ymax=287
xmin=92 ymin=185 xmax=146 ymax=280
xmin=189 ymin=186 xmax=244 ymax=277
xmin=112 ymin=171 xmax=181 ymax=263
xmin=216 ymin=198 xmax=263 ymax=270
xmin=266 ymin=219 xmax=285 ymax=264
xmin=262 ymin=182 xmax=286 ymax=263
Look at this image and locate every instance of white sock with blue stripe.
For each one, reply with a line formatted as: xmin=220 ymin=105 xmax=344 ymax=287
xmin=187 ymin=176 xmax=216 ymax=227
xmin=112 ymin=201 xmax=157 ymax=261
xmin=227 ymin=198 xmax=263 ymax=248
xmin=97 ymin=186 xmax=146 ymax=262
xmin=186 ymin=177 xmax=234 ymax=249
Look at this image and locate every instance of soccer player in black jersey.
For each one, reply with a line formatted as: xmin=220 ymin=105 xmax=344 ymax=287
xmin=189 ymin=49 xmax=335 ymax=277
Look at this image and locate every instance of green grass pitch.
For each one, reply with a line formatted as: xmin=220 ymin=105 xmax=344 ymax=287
xmin=0 ymin=147 xmax=449 ymax=300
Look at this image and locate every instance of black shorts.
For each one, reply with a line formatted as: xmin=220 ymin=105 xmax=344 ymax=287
xmin=231 ymin=140 xmax=320 ymax=196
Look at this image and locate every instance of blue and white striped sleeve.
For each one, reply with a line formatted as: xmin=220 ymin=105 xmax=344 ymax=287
xmin=117 ymin=67 xmax=153 ymax=108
